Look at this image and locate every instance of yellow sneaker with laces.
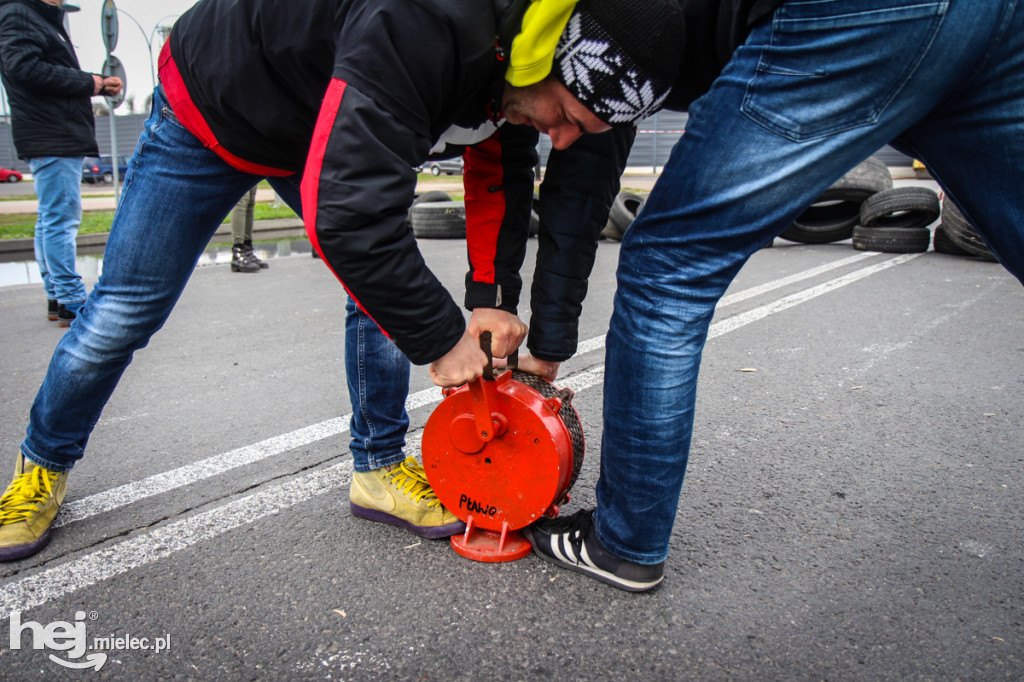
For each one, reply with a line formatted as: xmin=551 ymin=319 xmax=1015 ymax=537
xmin=350 ymin=456 xmax=465 ymax=539
xmin=0 ymin=454 xmax=69 ymax=561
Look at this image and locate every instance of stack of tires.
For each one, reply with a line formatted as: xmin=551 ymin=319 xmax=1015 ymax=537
xmin=407 ymin=191 xmax=465 ymax=239
xmin=780 ymin=156 xmax=895 ymax=246
xmin=407 ymin=191 xmax=542 ymax=240
xmin=851 ymin=185 xmax=939 ymax=254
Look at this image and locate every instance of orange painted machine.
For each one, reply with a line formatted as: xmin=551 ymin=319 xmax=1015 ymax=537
xmin=422 ymin=334 xmax=585 ymax=562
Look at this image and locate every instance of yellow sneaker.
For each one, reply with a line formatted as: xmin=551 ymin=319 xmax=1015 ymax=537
xmin=0 ymin=454 xmax=69 ymax=561
xmin=350 ymin=457 xmax=465 ymax=539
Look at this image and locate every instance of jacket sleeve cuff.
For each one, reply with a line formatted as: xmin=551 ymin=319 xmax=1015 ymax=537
xmin=464 ymin=280 xmax=520 ymax=314
xmin=526 ymin=318 xmax=578 ymax=363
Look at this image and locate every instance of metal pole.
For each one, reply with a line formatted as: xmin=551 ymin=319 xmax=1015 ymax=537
xmin=651 ymin=112 xmax=659 ymax=175
xmin=108 ymin=113 xmax=119 ymax=201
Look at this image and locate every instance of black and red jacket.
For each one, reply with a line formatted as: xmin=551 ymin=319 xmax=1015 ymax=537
xmin=161 ymin=0 xmax=540 ymax=365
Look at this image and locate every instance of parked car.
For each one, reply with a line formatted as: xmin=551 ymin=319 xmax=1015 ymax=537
xmin=82 ymin=155 xmax=129 ymax=184
xmin=418 ymin=158 xmax=464 ymax=176
xmin=0 ymin=167 xmax=22 ymax=183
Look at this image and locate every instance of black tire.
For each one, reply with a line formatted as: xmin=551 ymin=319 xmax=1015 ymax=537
xmin=409 ymin=200 xmax=466 ymax=238
xmin=859 ymin=186 xmax=940 ymax=228
xmin=609 ymin=191 xmax=644 ymax=231
xmin=6 ymin=175 xmax=19 ymax=183
xmin=411 ymin=190 xmax=452 ymax=206
xmin=823 ymin=156 xmax=893 ymax=203
xmin=780 ymin=157 xmax=893 ymax=244
xmin=600 ymin=218 xmax=623 ymax=242
xmin=102 ymin=172 xmax=113 ymax=184
xmin=407 ymin=191 xmax=452 ymax=228
xmin=932 ymin=224 xmax=971 ymax=256
xmin=852 ymin=225 xmax=930 ymax=253
xmin=940 ymin=198 xmax=999 ymax=262
xmin=780 ymin=200 xmax=860 ymax=244
xmin=430 ymin=165 xmax=441 ymax=176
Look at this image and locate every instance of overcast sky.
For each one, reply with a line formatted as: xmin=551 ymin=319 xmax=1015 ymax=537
xmin=63 ymin=0 xmax=200 ymax=113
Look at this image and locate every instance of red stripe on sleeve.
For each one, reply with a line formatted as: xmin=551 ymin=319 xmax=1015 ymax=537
xmin=300 ymin=78 xmax=347 ymax=259
xmin=463 ymin=134 xmax=506 ymax=283
xmin=299 ymin=78 xmax=393 ymax=339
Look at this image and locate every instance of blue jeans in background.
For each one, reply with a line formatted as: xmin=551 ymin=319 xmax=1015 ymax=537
xmin=29 ymin=156 xmax=88 ymax=305
xmin=596 ymin=0 xmax=1024 ymax=564
xmin=22 ymin=86 xmax=412 ymax=474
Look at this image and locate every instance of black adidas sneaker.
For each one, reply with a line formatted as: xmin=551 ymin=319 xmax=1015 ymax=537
xmin=522 ymin=509 xmax=664 ymax=592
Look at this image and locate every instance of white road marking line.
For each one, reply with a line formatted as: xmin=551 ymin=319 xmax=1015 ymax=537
xmin=1 ymin=253 xmax=921 ymax=614
xmin=572 ymin=252 xmax=880 ymax=358
xmin=718 ymin=252 xmax=879 ymax=308
xmin=1 ymin=462 xmax=354 ymax=615
xmin=708 ymin=254 xmax=921 ymax=339
xmin=57 ymin=385 xmax=444 ymax=528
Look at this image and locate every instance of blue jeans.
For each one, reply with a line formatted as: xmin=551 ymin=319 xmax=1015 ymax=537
xmin=29 ymin=156 xmax=87 ymax=304
xmin=346 ymin=297 xmax=410 ymax=472
xmin=596 ymin=0 xmax=1024 ymax=564
xmin=22 ymin=87 xmax=411 ymax=473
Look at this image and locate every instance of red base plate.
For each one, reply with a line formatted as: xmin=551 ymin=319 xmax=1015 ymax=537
xmin=450 ymin=525 xmax=532 ymax=563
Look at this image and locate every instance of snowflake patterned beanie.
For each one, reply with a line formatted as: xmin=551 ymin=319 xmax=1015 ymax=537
xmin=555 ymin=0 xmax=686 ymax=126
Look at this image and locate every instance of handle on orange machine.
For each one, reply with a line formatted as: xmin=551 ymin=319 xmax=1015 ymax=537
xmin=470 ymin=332 xmax=496 ymax=442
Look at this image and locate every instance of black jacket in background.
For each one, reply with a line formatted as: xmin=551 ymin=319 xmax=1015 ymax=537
xmin=0 ymin=0 xmax=98 ymax=159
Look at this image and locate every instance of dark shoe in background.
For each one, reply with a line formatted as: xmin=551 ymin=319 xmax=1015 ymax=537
xmin=231 ymin=244 xmax=262 ymax=273
xmin=47 ymin=299 xmax=58 ymax=321
xmin=57 ymin=301 xmax=83 ymax=328
xmin=242 ymin=242 xmax=269 ymax=269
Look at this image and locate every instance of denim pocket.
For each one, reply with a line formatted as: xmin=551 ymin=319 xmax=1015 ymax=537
xmin=742 ymin=0 xmax=948 ymax=141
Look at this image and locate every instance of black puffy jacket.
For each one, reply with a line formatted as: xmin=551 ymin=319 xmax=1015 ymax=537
xmin=161 ymin=0 xmax=560 ymax=365
xmin=0 ymin=0 xmax=98 ymax=159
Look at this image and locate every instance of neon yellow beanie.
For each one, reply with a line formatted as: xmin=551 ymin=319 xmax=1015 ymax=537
xmin=505 ymin=0 xmax=579 ymax=87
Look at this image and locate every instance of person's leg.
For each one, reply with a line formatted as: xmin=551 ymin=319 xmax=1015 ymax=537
xmin=266 ymin=178 xmax=462 ymax=538
xmin=893 ymin=2 xmax=1024 ymax=280
xmin=4 ymin=88 xmax=256 ymax=560
xmin=29 ymin=163 xmax=56 ymax=312
xmin=29 ymin=156 xmax=87 ymax=318
xmin=267 ymin=173 xmax=411 ymax=470
xmin=345 ymin=297 xmax=409 ymax=472
xmin=230 ymin=187 xmax=262 ymax=272
xmin=537 ymin=0 xmax=1023 ymax=577
xmin=230 ymin=187 xmax=254 ymax=246
xmin=20 ymin=87 xmax=257 ymax=472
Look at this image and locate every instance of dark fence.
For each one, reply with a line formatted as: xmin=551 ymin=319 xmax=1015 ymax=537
xmin=0 ymin=113 xmax=148 ymax=173
xmin=537 ymin=110 xmax=912 ymax=169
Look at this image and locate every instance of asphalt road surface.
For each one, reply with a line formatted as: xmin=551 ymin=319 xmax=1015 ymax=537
xmin=1 ymin=215 xmax=1022 ymax=679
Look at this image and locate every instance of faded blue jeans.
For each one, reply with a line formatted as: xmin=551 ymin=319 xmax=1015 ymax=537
xmin=21 ymin=86 xmax=410 ymax=474
xmin=596 ymin=0 xmax=1024 ymax=564
xmin=29 ymin=156 xmax=88 ymax=305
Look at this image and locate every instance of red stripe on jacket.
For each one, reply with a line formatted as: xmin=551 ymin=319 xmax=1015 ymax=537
xmin=157 ymin=42 xmax=292 ymax=177
xmin=463 ymin=134 xmax=506 ymax=285
xmin=300 ymin=77 xmax=391 ymax=338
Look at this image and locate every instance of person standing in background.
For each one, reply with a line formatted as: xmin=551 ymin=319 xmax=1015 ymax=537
xmin=229 ymin=187 xmax=268 ymax=273
xmin=0 ymin=0 xmax=122 ymax=325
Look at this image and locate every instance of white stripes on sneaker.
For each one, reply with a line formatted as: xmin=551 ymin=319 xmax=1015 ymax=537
xmin=543 ymin=529 xmax=662 ymax=591
xmin=550 ymin=530 xmax=584 ymax=565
